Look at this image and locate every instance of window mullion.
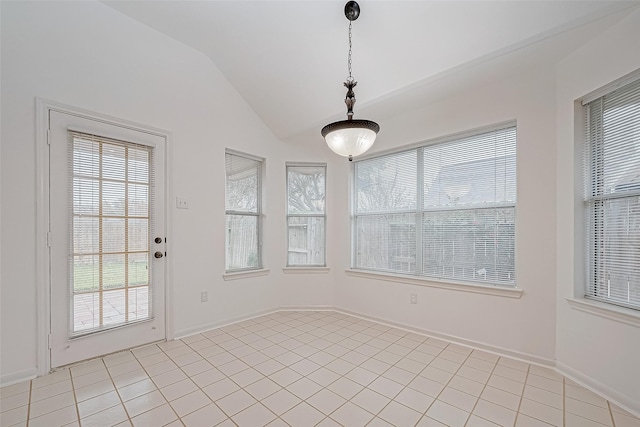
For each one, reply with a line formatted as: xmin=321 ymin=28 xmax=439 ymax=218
xmin=351 ymin=163 xmax=357 ymax=269
xmin=257 ymin=162 xmax=263 ymax=269
xmin=226 ymin=210 xmax=260 ymax=216
xmin=416 ymin=147 xmax=424 ymax=275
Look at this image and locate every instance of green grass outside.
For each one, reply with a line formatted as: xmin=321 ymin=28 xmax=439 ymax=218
xmin=73 ymin=260 xmax=149 ymax=292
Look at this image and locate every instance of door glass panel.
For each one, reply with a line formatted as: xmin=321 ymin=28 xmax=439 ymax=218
xmin=71 ymin=133 xmax=152 ymax=336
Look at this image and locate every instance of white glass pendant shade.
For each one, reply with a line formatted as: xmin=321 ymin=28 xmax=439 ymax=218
xmin=322 ymin=119 xmax=379 ymax=159
xmin=325 ymin=127 xmax=376 ymax=157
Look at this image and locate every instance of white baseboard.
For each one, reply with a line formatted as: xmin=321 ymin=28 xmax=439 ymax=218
xmin=556 ymin=361 xmax=640 ymax=418
xmin=278 ymin=305 xmax=335 ymax=312
xmin=334 ymin=306 xmax=555 ymax=368
xmin=174 ymin=306 xmax=333 ymax=339
xmin=173 ymin=307 xmax=280 ymax=339
xmin=1 ymin=367 xmax=38 ymax=388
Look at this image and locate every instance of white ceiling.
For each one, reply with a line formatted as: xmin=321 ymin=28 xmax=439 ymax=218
xmin=104 ymin=1 xmax=638 ymax=142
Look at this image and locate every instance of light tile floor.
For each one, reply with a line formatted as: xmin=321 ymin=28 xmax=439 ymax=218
xmin=1 ymin=311 xmax=639 ymax=427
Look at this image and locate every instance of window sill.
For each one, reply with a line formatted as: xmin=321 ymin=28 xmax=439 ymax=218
xmin=344 ymin=269 xmax=523 ymax=298
xmin=566 ymin=298 xmax=640 ymax=327
xmin=282 ymin=267 xmax=330 ymax=274
xmin=223 ymin=269 xmax=270 ymax=281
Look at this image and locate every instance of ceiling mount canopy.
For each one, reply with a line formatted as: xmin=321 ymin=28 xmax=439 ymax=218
xmin=321 ymin=1 xmax=379 ymax=161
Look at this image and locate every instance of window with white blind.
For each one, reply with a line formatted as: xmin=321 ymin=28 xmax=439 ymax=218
xmin=286 ymin=164 xmax=326 ymax=266
xmin=584 ymin=77 xmax=640 ymax=310
xmin=225 ymin=151 xmax=263 ymax=272
xmin=353 ymin=125 xmax=516 ymax=286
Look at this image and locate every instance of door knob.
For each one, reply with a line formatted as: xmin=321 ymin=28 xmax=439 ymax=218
xmin=154 ymin=237 xmax=163 ymax=244
xmin=154 ymin=251 xmax=164 ymax=259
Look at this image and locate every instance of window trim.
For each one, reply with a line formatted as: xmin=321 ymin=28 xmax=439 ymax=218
xmin=286 ymin=162 xmax=327 ymax=267
xmin=282 ymin=267 xmax=330 ymax=274
xmin=566 ymin=297 xmax=640 ymax=328
xmin=345 ymin=269 xmax=523 ymax=298
xmin=224 ymin=149 xmax=264 ymax=273
xmin=350 ymin=122 xmax=517 ymax=288
xmin=223 ymin=269 xmax=270 ymax=281
xmin=354 ymin=120 xmax=516 ymax=162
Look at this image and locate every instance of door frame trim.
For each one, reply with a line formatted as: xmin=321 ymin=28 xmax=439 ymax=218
xmin=35 ymin=98 xmax=174 ymax=375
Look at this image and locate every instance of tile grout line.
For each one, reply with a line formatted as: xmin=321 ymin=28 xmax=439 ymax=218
xmin=564 ymin=375 xmax=566 ymax=427
xmin=104 ymin=348 xmax=172 ymax=425
xmin=68 ymin=368 xmax=81 ymax=426
xmin=238 ymin=314 xmax=378 ymax=426
xmin=208 ymin=317 xmax=319 ymax=426
xmin=255 ymin=313 xmax=410 ymax=426
xmin=330 ymin=317 xmax=439 ymax=424
xmin=461 ymin=352 xmax=500 ymax=427
xmin=370 ymin=335 xmax=432 ymax=424
xmin=512 ymin=362 xmax=531 ymax=427
xmin=179 ymin=336 xmax=246 ymax=426
xmin=301 ymin=318 xmax=401 ymax=426
xmin=416 ymin=342 xmax=470 ymax=427
xmin=239 ymin=312 xmax=356 ymax=427
xmin=316 ymin=323 xmax=424 ymax=425
xmin=609 ymin=400 xmax=616 ymax=427
xmin=176 ymin=314 xmax=337 ymax=426
xmin=416 ymin=344 xmax=472 ymax=425
xmin=102 ymin=355 xmax=135 ymax=427
xmin=25 ymin=379 xmax=33 ymax=427
xmin=138 ymin=341 xmax=219 ymax=425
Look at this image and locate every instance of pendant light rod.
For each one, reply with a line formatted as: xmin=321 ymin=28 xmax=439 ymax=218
xmin=344 ymin=1 xmax=358 ymax=120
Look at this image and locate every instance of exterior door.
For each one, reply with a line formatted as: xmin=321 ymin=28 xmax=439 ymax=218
xmin=49 ymin=110 xmax=166 ymax=368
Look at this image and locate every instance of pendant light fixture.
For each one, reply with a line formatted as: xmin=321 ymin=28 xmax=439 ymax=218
xmin=321 ymin=1 xmax=379 ymax=161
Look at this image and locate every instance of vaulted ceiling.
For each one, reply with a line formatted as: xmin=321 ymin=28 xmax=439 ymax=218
xmin=104 ymin=1 xmax=638 ymax=142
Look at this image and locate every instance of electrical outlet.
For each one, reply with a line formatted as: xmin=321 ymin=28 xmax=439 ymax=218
xmin=176 ymin=197 xmax=189 ymax=209
xmin=410 ymin=293 xmax=418 ymax=304
xmin=201 ymin=291 xmax=208 ymax=303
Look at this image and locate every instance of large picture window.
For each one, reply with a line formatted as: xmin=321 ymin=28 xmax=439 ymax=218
xmin=353 ymin=125 xmax=516 ymax=286
xmin=584 ymin=77 xmax=640 ymax=310
xmin=286 ymin=164 xmax=326 ymax=266
xmin=225 ymin=151 xmax=263 ymax=272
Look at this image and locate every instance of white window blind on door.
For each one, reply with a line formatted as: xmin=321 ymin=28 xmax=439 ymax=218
xmin=354 ymin=125 xmax=516 ymax=286
xmin=225 ymin=151 xmax=262 ymax=271
xmin=584 ymin=77 xmax=640 ymax=310
xmin=69 ymin=131 xmax=153 ymax=336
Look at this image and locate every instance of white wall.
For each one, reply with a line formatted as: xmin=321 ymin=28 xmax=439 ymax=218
xmin=332 ymin=66 xmax=559 ymax=363
xmin=556 ymin=8 xmax=640 ymax=414
xmin=0 ymin=0 xmax=330 ymax=383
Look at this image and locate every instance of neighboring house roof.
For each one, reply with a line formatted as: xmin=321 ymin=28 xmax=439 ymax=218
xmin=424 ymin=155 xmax=516 ymax=207
xmin=614 ymin=170 xmax=640 ymax=193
